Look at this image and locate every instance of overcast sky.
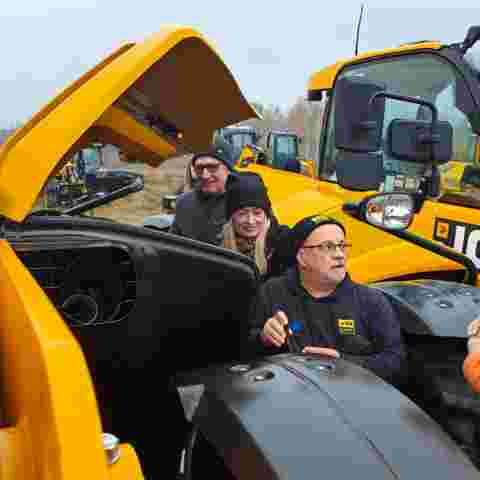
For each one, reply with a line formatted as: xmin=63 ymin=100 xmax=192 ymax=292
xmin=1 ymin=1 xmax=480 ymax=127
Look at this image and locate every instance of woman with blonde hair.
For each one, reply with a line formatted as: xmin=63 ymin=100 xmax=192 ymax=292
xmin=222 ymin=172 xmax=289 ymax=279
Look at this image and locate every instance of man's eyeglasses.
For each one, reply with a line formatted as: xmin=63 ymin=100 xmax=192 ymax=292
xmin=193 ymin=162 xmax=222 ymax=175
xmin=301 ymin=241 xmax=352 ymax=254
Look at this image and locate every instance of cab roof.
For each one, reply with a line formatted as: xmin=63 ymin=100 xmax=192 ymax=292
xmin=308 ymin=41 xmax=443 ymax=94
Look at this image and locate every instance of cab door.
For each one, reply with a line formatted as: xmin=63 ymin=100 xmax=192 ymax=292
xmin=271 ymin=134 xmax=300 ymax=172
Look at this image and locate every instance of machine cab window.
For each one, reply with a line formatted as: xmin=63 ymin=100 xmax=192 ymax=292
xmin=273 ymin=134 xmax=298 ymax=169
xmin=321 ymin=53 xmax=480 ymax=207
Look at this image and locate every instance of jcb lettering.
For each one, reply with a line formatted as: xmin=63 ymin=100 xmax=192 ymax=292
xmin=434 ymin=218 xmax=480 ymax=269
xmin=453 ymin=225 xmax=466 ymax=253
xmin=465 ymin=229 xmax=480 ymax=268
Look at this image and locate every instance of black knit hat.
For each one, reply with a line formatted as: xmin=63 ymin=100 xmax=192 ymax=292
xmin=290 ymin=215 xmax=346 ymax=257
xmin=225 ymin=172 xmax=271 ymax=220
xmin=191 ymin=135 xmax=235 ymax=171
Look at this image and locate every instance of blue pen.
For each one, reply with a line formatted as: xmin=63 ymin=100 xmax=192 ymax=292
xmin=273 ymin=304 xmax=303 ymax=353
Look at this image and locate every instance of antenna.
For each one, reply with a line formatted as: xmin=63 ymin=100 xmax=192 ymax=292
xmin=354 ymin=4 xmax=365 ymax=56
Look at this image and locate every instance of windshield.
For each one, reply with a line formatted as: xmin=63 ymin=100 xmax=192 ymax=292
xmin=272 ymin=135 xmax=298 ymax=169
xmin=276 ymin=135 xmax=297 ymax=156
xmin=230 ymin=132 xmax=256 ymax=149
xmin=321 ymin=52 xmax=480 ymax=208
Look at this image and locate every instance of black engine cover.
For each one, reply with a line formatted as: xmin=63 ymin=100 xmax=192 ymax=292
xmin=190 ymin=354 xmax=478 ymax=479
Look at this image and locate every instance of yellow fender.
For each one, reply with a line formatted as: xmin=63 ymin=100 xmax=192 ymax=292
xmin=0 ymin=240 xmax=144 ymax=478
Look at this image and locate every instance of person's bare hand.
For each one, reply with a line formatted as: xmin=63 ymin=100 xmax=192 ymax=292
xmin=258 ymin=217 xmax=271 ymax=244
xmin=261 ymin=311 xmax=289 ymax=348
xmin=468 ymin=318 xmax=480 ymax=337
xmin=468 ymin=337 xmax=480 ymax=354
xmin=467 ymin=318 xmax=480 ymax=353
xmin=302 ymin=346 xmax=341 ymax=358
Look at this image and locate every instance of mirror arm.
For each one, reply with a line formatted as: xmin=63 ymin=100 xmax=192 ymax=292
xmin=369 ymin=92 xmax=439 ymax=129
xmin=342 ymin=203 xmax=477 ymax=286
xmin=369 ymin=92 xmax=440 ymax=169
xmin=342 ymin=202 xmax=362 ymax=218
xmin=412 ymin=192 xmax=426 ymax=213
xmin=393 ymin=230 xmax=477 ymax=286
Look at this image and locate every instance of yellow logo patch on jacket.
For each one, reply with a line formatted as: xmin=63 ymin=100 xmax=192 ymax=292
xmin=338 ymin=318 xmax=355 ymax=335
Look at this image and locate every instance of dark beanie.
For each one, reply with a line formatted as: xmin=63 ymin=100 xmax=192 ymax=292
xmin=225 ymin=172 xmax=271 ymax=220
xmin=290 ymin=215 xmax=346 ymax=257
xmin=191 ymin=135 xmax=235 ymax=171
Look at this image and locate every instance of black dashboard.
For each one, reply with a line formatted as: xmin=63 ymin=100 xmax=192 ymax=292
xmin=16 ymin=245 xmax=137 ymax=328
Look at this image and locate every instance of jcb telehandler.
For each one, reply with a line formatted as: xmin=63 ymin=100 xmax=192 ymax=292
xmin=242 ymin=25 xmax=480 ymax=285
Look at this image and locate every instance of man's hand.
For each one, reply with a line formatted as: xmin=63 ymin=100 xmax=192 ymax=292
xmin=302 ymin=346 xmax=341 ymax=358
xmin=468 ymin=318 xmax=480 ymax=353
xmin=261 ymin=311 xmax=289 ymax=348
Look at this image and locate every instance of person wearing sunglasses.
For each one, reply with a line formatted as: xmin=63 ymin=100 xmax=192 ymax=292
xmin=248 ymin=215 xmax=405 ymax=383
xmin=170 ymin=138 xmax=235 ymax=245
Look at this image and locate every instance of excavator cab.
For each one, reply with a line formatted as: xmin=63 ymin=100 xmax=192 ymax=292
xmin=217 ymin=126 xmax=259 ymax=163
xmin=241 ymin=130 xmax=304 ymax=173
xmin=262 ymin=130 xmax=302 ymax=172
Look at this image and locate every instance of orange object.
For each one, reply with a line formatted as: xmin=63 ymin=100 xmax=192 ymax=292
xmin=463 ymin=351 xmax=480 ymax=392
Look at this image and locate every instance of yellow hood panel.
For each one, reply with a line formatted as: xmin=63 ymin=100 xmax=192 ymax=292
xmin=0 ymin=25 xmax=257 ymax=222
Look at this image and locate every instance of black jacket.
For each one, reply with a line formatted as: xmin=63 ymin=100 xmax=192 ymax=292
xmin=262 ymin=218 xmax=291 ymax=281
xmin=170 ymin=189 xmax=226 ymax=246
xmin=169 ymin=187 xmax=292 ymax=276
xmin=249 ymin=268 xmax=406 ymax=383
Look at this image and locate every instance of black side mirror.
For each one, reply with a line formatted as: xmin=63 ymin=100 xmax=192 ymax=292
xmin=336 ymin=151 xmax=384 ymax=191
xmin=334 ymin=77 xmax=386 ymax=152
xmin=387 ymin=119 xmax=453 ymax=164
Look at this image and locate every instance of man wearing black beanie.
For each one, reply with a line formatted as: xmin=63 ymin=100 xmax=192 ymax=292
xmin=169 ymin=138 xmax=234 ymax=245
xmin=248 ymin=214 xmax=405 ymax=384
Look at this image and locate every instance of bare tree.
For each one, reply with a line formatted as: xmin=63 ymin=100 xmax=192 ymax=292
xmin=284 ymin=97 xmax=324 ymax=161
